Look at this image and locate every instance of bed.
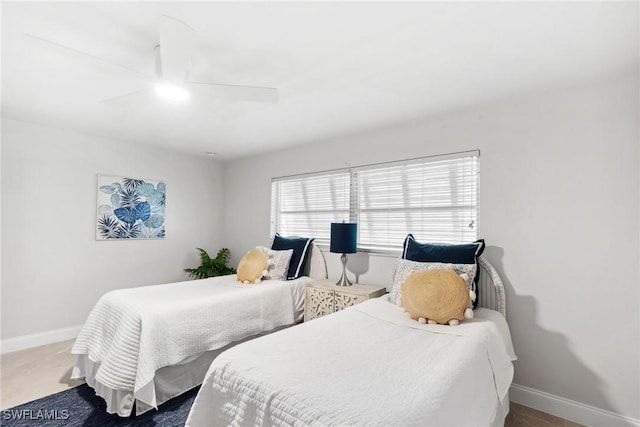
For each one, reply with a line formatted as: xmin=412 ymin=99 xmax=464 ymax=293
xmin=71 ymin=246 xmax=327 ymax=416
xmin=186 ymin=256 xmax=516 ymax=427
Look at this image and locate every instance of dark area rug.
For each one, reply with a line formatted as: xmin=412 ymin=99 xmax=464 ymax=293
xmin=1 ymin=384 xmax=198 ymax=426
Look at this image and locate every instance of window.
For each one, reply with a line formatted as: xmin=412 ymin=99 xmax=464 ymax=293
xmin=270 ymin=150 xmax=479 ymax=252
xmin=270 ymin=171 xmax=350 ymax=243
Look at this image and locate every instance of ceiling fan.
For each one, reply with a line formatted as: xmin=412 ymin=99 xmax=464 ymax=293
xmin=25 ymin=15 xmax=279 ymax=106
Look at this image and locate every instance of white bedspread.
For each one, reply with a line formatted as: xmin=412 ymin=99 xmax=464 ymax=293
xmin=71 ymin=275 xmax=309 ymax=412
xmin=186 ymin=297 xmax=516 ymax=427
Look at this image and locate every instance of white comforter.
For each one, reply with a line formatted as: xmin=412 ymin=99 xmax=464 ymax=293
xmin=71 ymin=275 xmax=308 ymax=412
xmin=186 ymin=297 xmax=516 ymax=427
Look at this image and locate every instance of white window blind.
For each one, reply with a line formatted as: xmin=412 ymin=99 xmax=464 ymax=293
xmin=270 ymin=151 xmax=479 ymax=252
xmin=354 ymin=153 xmax=479 ymax=251
xmin=271 ymin=171 xmax=350 ymax=245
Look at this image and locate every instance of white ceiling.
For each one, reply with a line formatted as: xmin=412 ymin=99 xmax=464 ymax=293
xmin=2 ymin=2 xmax=638 ymax=160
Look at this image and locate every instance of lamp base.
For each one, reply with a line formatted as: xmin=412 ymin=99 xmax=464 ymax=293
xmin=335 ymin=253 xmax=353 ymax=287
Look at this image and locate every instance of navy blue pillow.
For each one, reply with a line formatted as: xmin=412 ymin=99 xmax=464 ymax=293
xmin=271 ymin=234 xmax=315 ymax=280
xmin=402 ymin=235 xmax=485 ymax=264
xmin=401 ymin=234 xmax=485 ymax=308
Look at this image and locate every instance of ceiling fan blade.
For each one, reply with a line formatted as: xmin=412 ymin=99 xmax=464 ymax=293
xmin=188 ymin=81 xmax=279 ymax=103
xmin=100 ymin=89 xmax=154 ymax=107
xmin=158 ymin=15 xmax=195 ymax=83
xmin=24 ymin=34 xmax=153 ymax=81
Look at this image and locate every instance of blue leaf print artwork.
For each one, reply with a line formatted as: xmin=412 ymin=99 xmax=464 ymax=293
xmin=99 ymin=185 xmax=115 ymax=194
xmin=111 ymin=193 xmax=121 ymax=207
xmin=113 ymin=202 xmax=150 ymax=224
xmin=134 ymin=202 xmax=151 ymax=221
xmin=120 ymin=187 xmax=141 ymax=208
xmin=135 ymin=183 xmax=155 ymax=197
xmin=123 ymin=178 xmax=145 ymax=191
xmin=144 ymin=214 xmax=164 ymax=229
xmin=96 ymin=175 xmax=166 ymax=240
xmin=136 ymin=183 xmax=163 ymax=206
xmin=116 ymin=222 xmax=141 ymax=238
xmin=114 ymin=207 xmax=137 ymax=224
xmin=98 ymin=214 xmax=119 ymax=239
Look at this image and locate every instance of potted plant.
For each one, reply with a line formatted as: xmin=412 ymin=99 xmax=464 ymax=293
xmin=184 ymin=248 xmax=236 ymax=279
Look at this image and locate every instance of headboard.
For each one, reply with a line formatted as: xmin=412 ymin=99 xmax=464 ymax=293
xmin=304 ymin=247 xmax=506 ymax=317
xmin=307 ymin=245 xmax=328 ymax=280
xmin=476 ymin=256 xmax=507 ymax=317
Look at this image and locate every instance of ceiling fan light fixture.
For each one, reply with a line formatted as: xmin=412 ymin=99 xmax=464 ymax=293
xmin=155 ymin=83 xmax=189 ymax=101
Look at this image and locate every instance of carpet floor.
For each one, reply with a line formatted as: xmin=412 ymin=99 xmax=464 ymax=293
xmin=1 ymin=384 xmax=197 ymax=426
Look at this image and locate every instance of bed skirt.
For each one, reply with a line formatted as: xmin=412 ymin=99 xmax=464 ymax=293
xmin=73 ymin=324 xmax=295 ymax=417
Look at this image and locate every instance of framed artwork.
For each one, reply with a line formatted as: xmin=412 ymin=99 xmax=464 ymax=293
xmin=96 ymin=175 xmax=166 ymax=240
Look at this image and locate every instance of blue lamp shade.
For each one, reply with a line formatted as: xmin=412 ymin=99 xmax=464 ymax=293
xmin=330 ymin=223 xmax=357 ymax=254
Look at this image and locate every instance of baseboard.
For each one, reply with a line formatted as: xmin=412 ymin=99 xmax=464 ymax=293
xmin=510 ymin=383 xmax=640 ymax=427
xmin=1 ymin=325 xmax=82 ymax=354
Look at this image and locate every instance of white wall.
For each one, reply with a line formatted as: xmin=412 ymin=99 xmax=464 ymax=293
xmin=1 ymin=118 xmax=225 ymax=339
xmin=221 ymin=72 xmax=639 ymax=420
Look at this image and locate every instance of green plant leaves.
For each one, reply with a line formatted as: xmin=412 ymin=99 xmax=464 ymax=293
xmin=184 ymin=248 xmax=237 ymax=279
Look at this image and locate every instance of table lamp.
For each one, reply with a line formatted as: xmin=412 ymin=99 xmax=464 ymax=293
xmin=330 ymin=222 xmax=358 ymax=286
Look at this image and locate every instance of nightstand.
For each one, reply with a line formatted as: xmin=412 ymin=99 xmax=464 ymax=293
xmin=304 ymin=280 xmax=387 ymax=321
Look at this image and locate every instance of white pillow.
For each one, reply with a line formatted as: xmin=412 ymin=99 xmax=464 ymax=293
xmin=389 ymin=259 xmax=477 ymax=305
xmin=257 ymin=247 xmax=294 ymax=281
